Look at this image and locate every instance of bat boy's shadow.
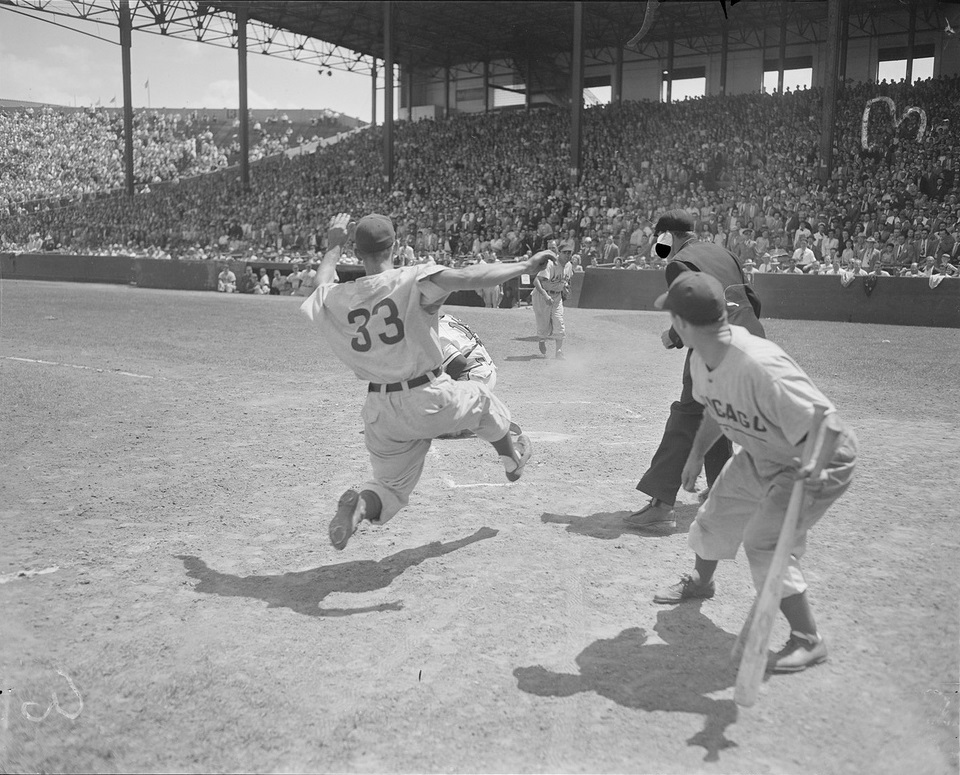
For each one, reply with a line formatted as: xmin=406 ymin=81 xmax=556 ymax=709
xmin=542 ymin=506 xmax=698 ymax=539
xmin=177 ymin=527 xmax=497 ymax=617
xmin=515 ymin=603 xmax=739 ymax=762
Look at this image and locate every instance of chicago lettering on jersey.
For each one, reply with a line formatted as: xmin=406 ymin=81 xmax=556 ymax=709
xmin=707 ymin=398 xmax=768 ymax=433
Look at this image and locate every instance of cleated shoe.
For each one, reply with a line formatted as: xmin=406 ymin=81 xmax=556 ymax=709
xmin=509 ymin=421 xmax=523 ymax=435
xmin=624 ymin=498 xmax=676 ymax=530
xmin=653 ymin=574 xmax=716 ymax=604
xmin=329 ymin=489 xmax=365 ymax=550
xmin=538 ymin=340 xmax=547 ymax=355
xmin=555 ymin=350 xmax=565 ymax=360
xmin=504 ymin=434 xmax=533 ymax=482
xmin=770 ymin=631 xmax=828 ymax=673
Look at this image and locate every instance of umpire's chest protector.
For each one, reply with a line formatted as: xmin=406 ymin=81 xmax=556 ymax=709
xmin=671 ymin=243 xmax=766 ymax=338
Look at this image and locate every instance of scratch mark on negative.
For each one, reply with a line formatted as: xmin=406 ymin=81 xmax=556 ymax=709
xmin=2 ymin=356 xmax=164 ymax=380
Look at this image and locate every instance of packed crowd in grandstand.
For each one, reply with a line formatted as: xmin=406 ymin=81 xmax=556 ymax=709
xmin=2 ymin=74 xmax=959 ymax=279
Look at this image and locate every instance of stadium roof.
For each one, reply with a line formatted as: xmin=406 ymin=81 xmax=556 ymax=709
xmin=205 ymin=0 xmax=943 ymax=72
xmin=2 ymin=1 xmax=945 ymax=76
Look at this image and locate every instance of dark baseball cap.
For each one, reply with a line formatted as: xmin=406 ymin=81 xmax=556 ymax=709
xmin=655 ymin=272 xmax=726 ymax=324
xmin=654 ymin=209 xmax=696 ymax=234
xmin=354 ymin=214 xmax=395 ymax=254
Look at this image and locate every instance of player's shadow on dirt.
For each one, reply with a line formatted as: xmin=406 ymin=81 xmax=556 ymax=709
xmin=504 ymin=354 xmax=546 ymax=362
xmin=541 ymin=505 xmax=698 ymax=539
xmin=514 ymin=602 xmax=738 ymax=762
xmin=512 ymin=335 xmax=543 ymax=342
xmin=176 ymin=527 xmax=497 ymax=617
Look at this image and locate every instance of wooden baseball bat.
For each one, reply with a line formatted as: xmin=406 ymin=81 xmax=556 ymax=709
xmin=733 ymin=405 xmax=839 ymax=708
xmin=730 ymin=408 xmax=828 ymax=665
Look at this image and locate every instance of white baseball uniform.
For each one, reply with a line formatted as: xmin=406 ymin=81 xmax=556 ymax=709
xmin=688 ymin=326 xmax=858 ymax=597
xmin=533 ymin=258 xmax=565 ymax=340
xmin=438 ymin=313 xmax=496 ymax=388
xmin=300 ymin=264 xmax=513 ymax=523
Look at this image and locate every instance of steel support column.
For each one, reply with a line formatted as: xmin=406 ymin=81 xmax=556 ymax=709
xmin=119 ymin=0 xmax=134 ymax=197
xmin=444 ymin=66 xmax=451 ymax=118
xmin=839 ymin=0 xmax=850 ymax=85
xmin=720 ymin=21 xmax=729 ymax=96
xmin=383 ymin=1 xmax=394 ymax=188
xmin=526 ymin=58 xmax=532 ymax=110
xmin=666 ymin=34 xmax=674 ymax=103
xmin=778 ymin=3 xmax=787 ymax=93
xmin=570 ymin=1 xmax=583 ymax=185
xmin=819 ymin=0 xmax=842 ymax=184
xmin=407 ymin=65 xmax=413 ymax=121
xmin=613 ymin=43 xmax=624 ymax=104
xmin=483 ymin=60 xmax=490 ymax=113
xmin=906 ymin=0 xmax=917 ymax=84
xmin=371 ymin=61 xmax=377 ymax=127
xmin=237 ymin=6 xmax=250 ymax=192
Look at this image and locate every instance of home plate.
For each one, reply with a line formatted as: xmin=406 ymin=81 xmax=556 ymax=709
xmin=524 ymin=431 xmax=576 ymax=443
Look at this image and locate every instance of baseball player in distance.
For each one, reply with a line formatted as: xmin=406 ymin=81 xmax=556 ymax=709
xmin=437 ymin=312 xmax=523 ymax=438
xmin=301 ymin=213 xmax=551 ymax=550
xmin=532 ymin=249 xmax=567 ymax=359
xmin=628 ymin=209 xmax=765 ymax=531
xmin=650 ymin=272 xmax=858 ymax=673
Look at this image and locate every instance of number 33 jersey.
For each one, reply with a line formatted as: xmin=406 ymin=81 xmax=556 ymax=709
xmin=300 ymin=264 xmax=450 ymax=383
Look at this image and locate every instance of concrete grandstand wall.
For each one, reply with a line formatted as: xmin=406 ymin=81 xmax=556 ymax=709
xmin=575 ymin=268 xmax=960 ymax=327
xmin=2 ymin=255 xmax=956 ymax=326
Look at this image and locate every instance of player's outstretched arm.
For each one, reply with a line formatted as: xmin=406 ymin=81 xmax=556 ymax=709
xmin=315 ymin=213 xmax=352 ymax=287
xmin=431 ymin=251 xmax=554 ymax=293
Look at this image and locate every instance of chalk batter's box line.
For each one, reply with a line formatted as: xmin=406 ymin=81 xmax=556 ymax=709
xmin=2 ymin=356 xmax=164 ymax=380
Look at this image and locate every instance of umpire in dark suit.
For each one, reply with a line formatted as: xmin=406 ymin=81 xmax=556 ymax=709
xmin=628 ymin=210 xmax=766 ymax=530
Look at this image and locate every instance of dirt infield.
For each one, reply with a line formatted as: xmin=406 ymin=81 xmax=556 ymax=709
xmin=1 ymin=280 xmax=957 ymax=774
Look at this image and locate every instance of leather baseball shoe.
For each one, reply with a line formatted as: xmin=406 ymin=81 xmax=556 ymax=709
xmin=329 ymin=489 xmax=365 ymax=550
xmin=770 ymin=631 xmax=828 ymax=673
xmin=653 ymin=574 xmax=715 ymax=604
xmin=504 ymin=434 xmax=532 ymax=482
xmin=538 ymin=340 xmax=547 ymax=355
xmin=624 ymin=498 xmax=676 ymax=530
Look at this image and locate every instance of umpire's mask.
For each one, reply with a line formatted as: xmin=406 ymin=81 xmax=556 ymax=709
xmin=655 ymin=231 xmax=673 ymax=258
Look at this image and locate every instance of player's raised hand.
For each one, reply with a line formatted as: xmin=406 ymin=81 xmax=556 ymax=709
xmin=327 ymin=212 xmax=352 ymax=249
xmin=527 ymin=250 xmax=556 ymax=271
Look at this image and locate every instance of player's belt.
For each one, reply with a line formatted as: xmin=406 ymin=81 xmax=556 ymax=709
xmin=368 ymin=367 xmax=442 ymax=394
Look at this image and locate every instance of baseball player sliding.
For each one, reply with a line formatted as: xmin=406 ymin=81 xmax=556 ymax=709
xmin=301 ymin=212 xmax=553 ymax=550
xmin=650 ymin=271 xmax=858 ymax=673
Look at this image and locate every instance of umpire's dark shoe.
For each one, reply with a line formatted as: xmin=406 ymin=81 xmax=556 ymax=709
xmin=538 ymin=340 xmax=547 ymax=355
xmin=624 ymin=498 xmax=676 ymax=530
xmin=329 ymin=489 xmax=365 ymax=550
xmin=770 ymin=631 xmax=828 ymax=673
xmin=653 ymin=574 xmax=715 ymax=604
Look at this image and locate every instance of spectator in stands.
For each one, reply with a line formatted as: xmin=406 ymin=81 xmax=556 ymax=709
xmin=792 ymin=236 xmax=816 ymax=270
xmin=936 ymin=254 xmax=959 ymax=276
xmin=270 ymin=269 xmax=283 ymax=295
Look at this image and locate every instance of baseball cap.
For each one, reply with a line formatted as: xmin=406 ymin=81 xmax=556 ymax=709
xmin=654 ymin=209 xmax=696 ymax=234
xmin=655 ymin=272 xmax=726 ymax=324
xmin=354 ymin=214 xmax=395 ymax=254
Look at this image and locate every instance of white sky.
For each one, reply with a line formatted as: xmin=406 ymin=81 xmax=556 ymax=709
xmin=0 ymin=4 xmax=382 ymax=121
